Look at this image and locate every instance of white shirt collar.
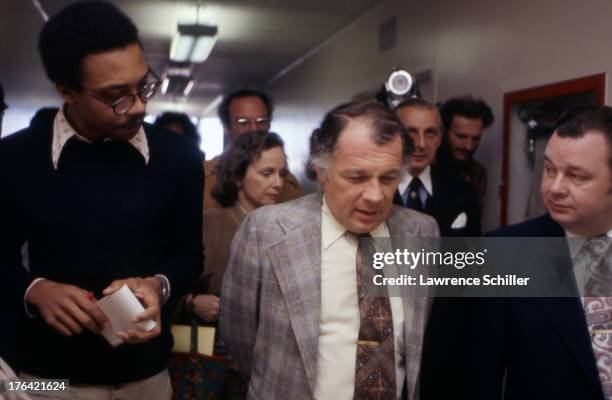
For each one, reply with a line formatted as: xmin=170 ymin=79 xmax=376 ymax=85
xmin=52 ymin=106 xmax=150 ymax=170
xmin=398 ymin=164 xmax=433 ymax=196
xmin=321 ymin=194 xmax=389 ymax=250
xmin=565 ymin=228 xmax=612 ymax=238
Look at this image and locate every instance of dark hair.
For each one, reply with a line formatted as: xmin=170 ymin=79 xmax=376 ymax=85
xmin=217 ymin=89 xmax=273 ymax=127
xmin=307 ymin=100 xmax=412 ymax=179
xmin=555 ymin=105 xmax=612 ymax=170
xmin=154 ymin=112 xmax=200 ymax=145
xmin=38 ymin=1 xmax=140 ymax=90
xmin=211 ymin=131 xmax=286 ymax=207
xmin=440 ymin=96 xmax=494 ymax=132
xmin=554 ymin=105 xmax=600 ymax=130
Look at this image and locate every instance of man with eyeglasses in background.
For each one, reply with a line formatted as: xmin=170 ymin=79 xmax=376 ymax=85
xmin=203 ymin=89 xmax=303 ymax=208
xmin=0 ymin=2 xmax=203 ymax=399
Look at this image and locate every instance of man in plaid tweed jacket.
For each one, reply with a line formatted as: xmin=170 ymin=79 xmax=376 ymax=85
xmin=220 ymin=101 xmax=438 ymax=400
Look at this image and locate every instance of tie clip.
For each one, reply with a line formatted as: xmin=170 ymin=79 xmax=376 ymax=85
xmin=590 ymin=329 xmax=612 ymax=335
xmin=356 ymin=340 xmax=379 ymax=347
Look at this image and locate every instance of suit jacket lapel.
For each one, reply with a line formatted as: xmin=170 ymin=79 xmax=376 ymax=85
xmin=427 ymin=169 xmax=441 ymax=216
xmin=266 ymin=194 xmax=322 ymax=395
xmin=428 ymin=165 xmax=455 ymax=225
xmin=537 ymin=297 xmax=601 ymax=388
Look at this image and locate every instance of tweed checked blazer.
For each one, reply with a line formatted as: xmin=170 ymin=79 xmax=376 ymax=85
xmin=220 ymin=192 xmax=439 ymax=400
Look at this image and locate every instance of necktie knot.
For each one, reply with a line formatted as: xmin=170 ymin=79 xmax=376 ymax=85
xmin=347 ymin=232 xmax=372 ymax=244
xmin=409 ymin=177 xmax=423 ymax=191
xmin=403 ymin=177 xmax=426 ymax=211
xmin=580 ymin=235 xmax=612 ymax=297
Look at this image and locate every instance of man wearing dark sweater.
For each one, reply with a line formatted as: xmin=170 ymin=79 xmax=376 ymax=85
xmin=0 ymin=2 xmax=203 ymax=398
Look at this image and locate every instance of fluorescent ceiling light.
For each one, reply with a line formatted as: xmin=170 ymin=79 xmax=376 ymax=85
xmin=191 ymin=36 xmax=217 ymax=63
xmin=183 ymin=80 xmax=195 ymax=96
xmin=169 ymin=24 xmax=218 ymax=63
xmin=161 ymin=78 xmax=169 ymax=95
xmin=170 ymin=36 xmax=194 ymax=62
xmin=160 ymin=75 xmax=193 ymax=97
xmin=166 ymin=63 xmax=193 ymax=78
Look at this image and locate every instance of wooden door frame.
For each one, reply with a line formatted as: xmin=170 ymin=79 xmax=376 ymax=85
xmin=500 ymin=73 xmax=606 ymax=226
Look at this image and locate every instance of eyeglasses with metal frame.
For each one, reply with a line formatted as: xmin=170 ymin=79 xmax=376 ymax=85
xmin=84 ymin=69 xmax=162 ymax=115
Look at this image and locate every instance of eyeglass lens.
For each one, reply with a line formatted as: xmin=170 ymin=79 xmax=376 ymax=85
xmin=235 ymin=117 xmax=270 ymax=126
xmin=114 ymin=81 xmax=159 ymax=114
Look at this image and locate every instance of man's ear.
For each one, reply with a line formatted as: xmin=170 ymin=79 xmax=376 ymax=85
xmin=56 ymin=84 xmax=76 ymax=104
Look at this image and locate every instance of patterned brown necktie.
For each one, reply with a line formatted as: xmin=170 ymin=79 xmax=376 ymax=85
xmin=580 ymin=236 xmax=612 ymax=398
xmin=354 ymin=233 xmax=397 ymax=400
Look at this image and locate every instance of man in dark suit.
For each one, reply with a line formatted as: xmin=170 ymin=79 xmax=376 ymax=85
xmin=393 ymin=98 xmax=481 ymax=236
xmin=421 ymin=106 xmax=612 ymax=400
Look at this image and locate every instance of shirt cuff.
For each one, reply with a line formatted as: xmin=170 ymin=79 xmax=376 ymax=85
xmin=24 ymin=278 xmax=46 ymax=318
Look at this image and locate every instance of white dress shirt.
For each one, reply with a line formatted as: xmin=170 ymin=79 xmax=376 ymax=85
xmin=314 ymin=197 xmax=405 ymax=400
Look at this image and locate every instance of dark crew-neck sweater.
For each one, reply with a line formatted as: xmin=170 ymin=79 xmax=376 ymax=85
xmin=0 ymin=108 xmax=203 ymax=384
